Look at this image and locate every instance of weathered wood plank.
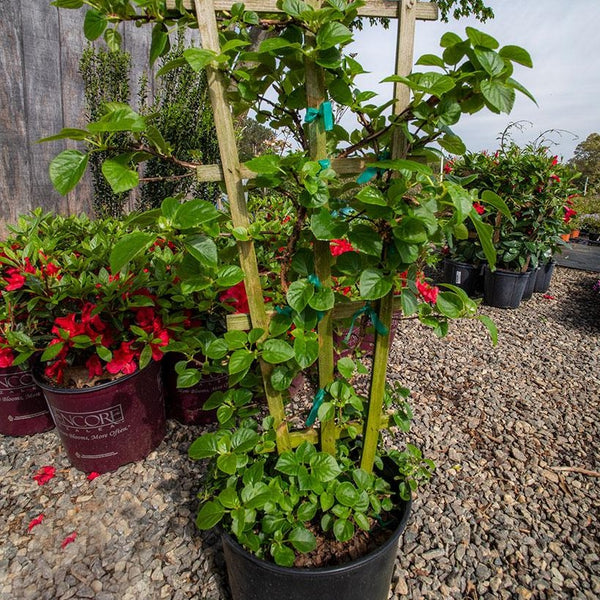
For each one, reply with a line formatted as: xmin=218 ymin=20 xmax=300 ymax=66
xmin=0 ymin=1 xmax=32 ymax=232
xmin=58 ymin=7 xmax=94 ymax=216
xmin=21 ymin=0 xmax=66 ymax=216
xmin=167 ymin=0 xmax=438 ymax=20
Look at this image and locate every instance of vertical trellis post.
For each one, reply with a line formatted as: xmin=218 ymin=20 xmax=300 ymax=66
xmin=360 ymin=0 xmax=420 ymax=473
xmin=191 ymin=0 xmax=291 ymax=452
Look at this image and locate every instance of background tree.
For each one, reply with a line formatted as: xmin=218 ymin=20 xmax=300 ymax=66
xmin=569 ymin=132 xmax=600 ymax=195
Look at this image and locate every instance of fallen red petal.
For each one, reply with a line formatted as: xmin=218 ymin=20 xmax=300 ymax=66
xmin=28 ymin=514 xmax=44 ymax=532
xmin=33 ymin=465 xmax=56 ymax=486
xmin=542 ymin=294 xmax=556 ymax=300
xmin=61 ymin=532 xmax=77 ymax=549
xmin=87 ymin=472 xmax=100 ymax=481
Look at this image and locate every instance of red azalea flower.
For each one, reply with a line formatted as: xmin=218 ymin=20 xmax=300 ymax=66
xmin=52 ymin=314 xmax=85 ymax=339
xmin=106 ymin=341 xmax=138 ymax=375
xmin=28 ymin=514 xmax=45 ymax=532
xmin=43 ymin=262 xmax=61 ymax=277
xmin=341 ymin=286 xmax=352 ymax=296
xmin=330 ymin=239 xmax=356 ymax=257
xmin=550 ymin=174 xmax=561 ymax=183
xmin=135 ymin=307 xmax=156 ymax=331
xmin=61 ymin=532 xmax=77 ymax=549
xmin=149 ymin=328 xmax=170 ymax=361
xmin=220 ymin=282 xmax=250 ymax=314
xmin=473 ymin=202 xmax=485 ymax=215
xmin=33 ymin=466 xmax=56 ymax=486
xmin=23 ymin=257 xmax=36 ymax=274
xmin=45 ymin=358 xmax=67 ymax=384
xmin=86 ymin=355 xmax=103 ymax=379
xmin=87 ymin=472 xmax=100 ymax=481
xmin=0 ymin=346 xmax=14 ymax=368
xmin=4 ymin=271 xmax=26 ymax=291
xmin=282 ymin=215 xmax=291 ymax=224
xmin=416 ymin=280 xmax=439 ymax=304
xmin=551 ymin=156 xmax=559 ymax=166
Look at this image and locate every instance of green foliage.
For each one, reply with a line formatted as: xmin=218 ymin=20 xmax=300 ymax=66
xmin=139 ymin=32 xmax=220 ymax=210
xmin=569 ymin=132 xmax=600 ymax=196
xmin=79 ymin=45 xmax=132 ymax=217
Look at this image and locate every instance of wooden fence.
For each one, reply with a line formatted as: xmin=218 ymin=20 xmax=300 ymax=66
xmin=0 ymin=1 xmax=156 ymax=233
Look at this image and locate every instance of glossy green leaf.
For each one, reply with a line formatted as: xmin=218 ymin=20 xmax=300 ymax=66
xmin=288 ymin=527 xmax=316 ymax=553
xmin=49 ymin=150 xmax=88 ymax=195
xmin=333 ymin=518 xmax=354 ymax=542
xmin=316 ymin=22 xmax=352 ymax=50
xmin=183 ymin=48 xmax=217 ymax=71
xmin=83 ymin=9 xmax=107 ymax=41
xmin=195 ymin=501 xmax=225 ymax=529
xmin=480 ymin=80 xmax=515 ymax=114
xmin=262 ymin=339 xmax=295 ymax=364
xmin=109 ymin=231 xmax=155 ymax=273
xmin=499 ymin=45 xmax=533 ymax=67
xmin=101 ymin=156 xmax=139 ymax=193
xmin=466 ymin=27 xmax=499 ymax=50
xmin=286 ymin=279 xmax=314 ymax=312
xmin=359 ymin=269 xmax=393 ymax=300
xmin=184 ymin=235 xmax=218 ymax=268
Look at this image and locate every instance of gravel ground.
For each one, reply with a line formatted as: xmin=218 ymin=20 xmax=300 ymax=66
xmin=1 ymin=266 xmax=599 ymax=600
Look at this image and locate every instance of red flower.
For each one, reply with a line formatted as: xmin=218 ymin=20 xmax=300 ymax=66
xmin=330 ymin=239 xmax=356 ymax=257
xmin=106 ymin=341 xmax=138 ymax=375
xmin=86 ymin=355 xmax=103 ymax=379
xmin=150 ymin=328 xmax=170 ymax=361
xmin=443 ymin=161 xmax=453 ymax=174
xmin=0 ymin=346 xmax=14 ymax=368
xmin=282 ymin=215 xmax=291 ymax=224
xmin=28 ymin=514 xmax=45 ymax=532
xmin=220 ymin=281 xmax=249 ymax=314
xmin=43 ymin=262 xmax=61 ymax=278
xmin=416 ymin=280 xmax=439 ymax=304
xmin=4 ymin=270 xmax=26 ymax=291
xmin=135 ymin=307 xmax=156 ymax=331
xmin=87 ymin=472 xmax=100 ymax=481
xmin=563 ymin=207 xmax=577 ymax=223
xmin=61 ymin=532 xmax=77 ymax=549
xmin=473 ymin=202 xmax=485 ymax=215
xmin=52 ymin=314 xmax=85 ymax=339
xmin=551 ymin=156 xmax=558 ymax=166
xmin=550 ymin=174 xmax=561 ymax=183
xmin=33 ymin=466 xmax=56 ymax=486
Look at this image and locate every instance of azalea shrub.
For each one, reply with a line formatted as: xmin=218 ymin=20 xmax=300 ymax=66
xmin=0 ymin=208 xmax=239 ymax=387
xmin=445 ymin=143 xmax=581 ymax=270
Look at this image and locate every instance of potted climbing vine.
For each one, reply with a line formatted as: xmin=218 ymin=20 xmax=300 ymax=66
xmin=47 ymin=0 xmax=533 ymax=597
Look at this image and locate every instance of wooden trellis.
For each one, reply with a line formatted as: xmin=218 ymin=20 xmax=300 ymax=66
xmin=165 ymin=0 xmax=438 ymax=464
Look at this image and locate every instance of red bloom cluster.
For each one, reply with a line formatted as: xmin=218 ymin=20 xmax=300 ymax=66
xmin=472 ymin=202 xmax=485 ymax=215
xmin=134 ymin=306 xmax=170 ymax=361
xmin=220 ymin=281 xmax=250 ymax=314
xmin=2 ymin=256 xmax=61 ymax=291
xmin=563 ymin=206 xmax=577 ymax=223
xmin=0 ymin=341 xmax=14 ymax=368
xmin=416 ymin=280 xmax=439 ymax=304
xmin=330 ymin=239 xmax=356 ymax=257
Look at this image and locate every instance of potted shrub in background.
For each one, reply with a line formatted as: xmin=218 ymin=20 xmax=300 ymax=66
xmin=580 ymin=214 xmax=600 ymax=242
xmin=448 ymin=142 xmax=580 ymax=305
xmin=45 ymin=0 xmax=534 ymax=596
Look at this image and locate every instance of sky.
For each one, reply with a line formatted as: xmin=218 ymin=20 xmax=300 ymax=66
xmin=351 ymin=0 xmax=600 ymax=161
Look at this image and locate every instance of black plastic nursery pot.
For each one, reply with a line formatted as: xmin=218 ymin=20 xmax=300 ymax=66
xmin=483 ymin=266 xmax=530 ymax=309
xmin=521 ymin=267 xmax=540 ymax=301
xmin=442 ymin=259 xmax=481 ymax=296
xmin=533 ymin=261 xmax=556 ymax=294
xmin=0 ymin=365 xmax=54 ymax=436
xmin=34 ymin=360 xmax=166 ymax=473
xmin=222 ymin=496 xmax=411 ymax=600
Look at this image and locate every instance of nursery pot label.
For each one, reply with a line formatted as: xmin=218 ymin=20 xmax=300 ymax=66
xmin=0 ymin=367 xmax=54 ymax=436
xmin=52 ymin=404 xmax=125 ymax=432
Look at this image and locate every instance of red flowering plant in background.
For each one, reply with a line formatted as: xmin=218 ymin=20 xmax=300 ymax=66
xmin=446 ymin=140 xmax=581 ymax=271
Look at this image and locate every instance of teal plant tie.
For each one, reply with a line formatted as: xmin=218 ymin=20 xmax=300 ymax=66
xmin=307 ymin=274 xmax=322 ymax=289
xmin=318 ymin=159 xmax=331 ymax=171
xmin=344 ymin=302 xmax=389 ymax=343
xmin=304 ymin=101 xmax=334 ymax=131
xmin=275 ymin=305 xmax=293 ymax=317
xmin=356 ymin=150 xmax=390 ymax=185
xmin=306 ymin=388 xmax=326 ymax=427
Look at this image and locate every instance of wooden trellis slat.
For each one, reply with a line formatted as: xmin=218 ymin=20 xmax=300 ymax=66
xmin=167 ymin=0 xmax=438 ymax=20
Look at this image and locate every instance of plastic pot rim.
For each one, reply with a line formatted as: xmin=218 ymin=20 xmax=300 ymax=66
xmin=221 ymin=495 xmax=411 ymax=577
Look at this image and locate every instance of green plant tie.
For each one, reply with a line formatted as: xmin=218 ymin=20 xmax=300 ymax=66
xmin=344 ymin=303 xmax=389 ymax=343
xmin=356 ymin=151 xmax=390 ymax=185
xmin=306 ymin=388 xmax=326 ymax=427
xmin=304 ymin=101 xmax=334 ymax=131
